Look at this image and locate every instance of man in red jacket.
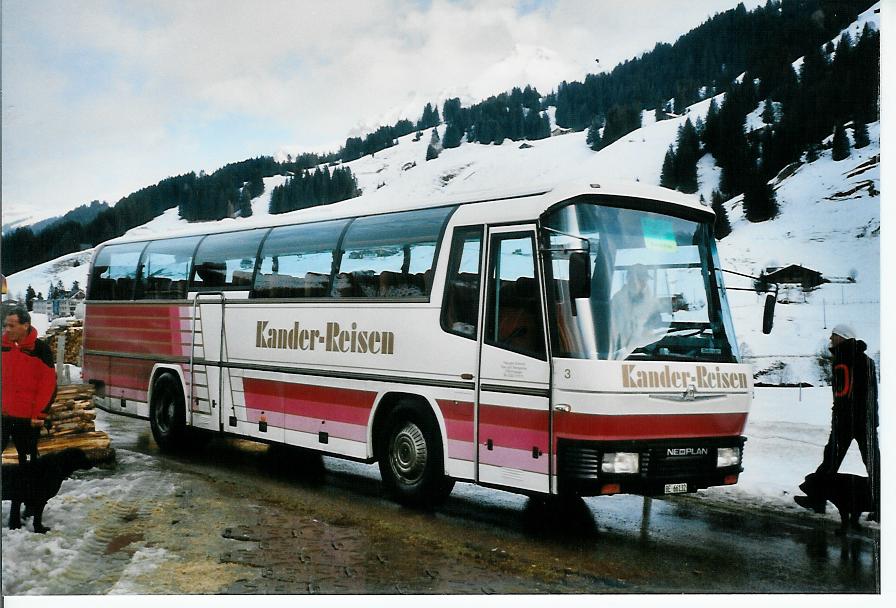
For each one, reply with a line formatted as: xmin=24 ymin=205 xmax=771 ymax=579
xmin=2 ymin=307 xmax=57 ymax=465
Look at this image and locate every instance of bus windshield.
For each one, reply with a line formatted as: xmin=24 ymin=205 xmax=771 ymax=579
xmin=543 ymin=199 xmax=738 ymax=363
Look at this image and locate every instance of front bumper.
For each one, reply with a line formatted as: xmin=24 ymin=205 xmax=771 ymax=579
xmin=557 ymin=436 xmax=746 ymax=496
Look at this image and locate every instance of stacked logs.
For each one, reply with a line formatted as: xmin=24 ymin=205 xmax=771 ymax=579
xmin=1 ymin=383 xmax=115 ymax=465
xmin=45 ymin=319 xmax=83 ymax=366
xmin=46 ymin=384 xmax=98 ymax=435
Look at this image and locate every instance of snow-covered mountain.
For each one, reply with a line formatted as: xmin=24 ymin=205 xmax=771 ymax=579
xmin=340 ymin=43 xmax=590 ymax=143
xmin=6 ymin=6 xmax=880 ymax=388
xmin=1 ymin=208 xmax=49 ymax=235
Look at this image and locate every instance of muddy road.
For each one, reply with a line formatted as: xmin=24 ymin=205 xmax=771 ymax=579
xmin=36 ymin=409 xmax=879 ymax=594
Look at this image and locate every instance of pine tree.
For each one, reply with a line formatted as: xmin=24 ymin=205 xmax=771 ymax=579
xmin=476 ymin=118 xmax=495 ymax=144
xmin=585 ymin=118 xmax=602 ymax=151
xmin=601 ymin=104 xmax=641 ymax=147
xmin=238 ymin=187 xmax=253 ymax=218
xmin=660 ymin=147 xmax=677 ymax=189
xmin=443 ymin=123 xmax=463 ymax=149
xmin=831 ymin=123 xmax=851 ymax=161
xmin=538 ymin=113 xmax=551 ymax=139
xmin=674 ymin=118 xmax=700 ymax=194
xmin=761 ymin=98 xmax=776 ymax=125
xmin=673 ymin=83 xmax=690 ymax=115
xmin=25 ymin=285 xmax=36 ymax=311
xmin=524 ymin=109 xmax=549 ymax=140
xmin=508 ymin=101 xmax=525 ymax=141
xmin=710 ymin=191 xmax=732 ymax=239
xmin=805 ymin=144 xmax=820 ymax=163
xmin=716 ymin=99 xmax=751 ymax=198
xmin=426 ymin=128 xmax=441 ymax=160
xmin=742 ymin=170 xmax=778 ymax=222
xmin=852 ymin=120 xmax=870 ymax=149
xmin=268 ymin=166 xmax=359 ymax=214
xmin=417 ymin=103 xmax=440 ymax=130
xmin=554 ymin=82 xmax=572 ymax=128
xmin=442 ymin=98 xmax=463 ymax=128
xmin=852 ymin=24 xmax=880 ymax=123
xmin=702 ymin=98 xmax=720 ymax=153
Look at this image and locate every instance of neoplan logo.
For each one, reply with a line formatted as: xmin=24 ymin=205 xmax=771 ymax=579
xmin=667 ymin=447 xmax=709 ymax=457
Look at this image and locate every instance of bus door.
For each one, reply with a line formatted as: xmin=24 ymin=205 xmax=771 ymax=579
xmin=190 ymin=292 xmax=225 ymax=432
xmin=477 ymin=225 xmax=551 ymax=493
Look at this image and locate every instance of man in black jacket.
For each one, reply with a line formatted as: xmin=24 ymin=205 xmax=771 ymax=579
xmin=795 ymin=324 xmax=880 ymax=520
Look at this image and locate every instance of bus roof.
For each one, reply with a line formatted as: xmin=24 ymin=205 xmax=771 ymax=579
xmin=101 ymin=180 xmax=713 ymax=247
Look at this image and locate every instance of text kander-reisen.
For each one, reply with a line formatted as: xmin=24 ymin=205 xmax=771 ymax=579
xmin=622 ymin=364 xmax=749 ymax=390
xmin=256 ymin=320 xmax=395 ymax=355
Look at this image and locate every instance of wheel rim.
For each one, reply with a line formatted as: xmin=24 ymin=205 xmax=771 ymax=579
xmin=155 ymin=390 xmax=174 ymax=434
xmin=389 ymin=422 xmax=427 ymax=485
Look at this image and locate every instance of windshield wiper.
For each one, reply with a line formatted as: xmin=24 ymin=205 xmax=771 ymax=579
xmin=628 ymin=350 xmax=699 ymax=361
xmin=660 ymin=326 xmax=712 ymax=338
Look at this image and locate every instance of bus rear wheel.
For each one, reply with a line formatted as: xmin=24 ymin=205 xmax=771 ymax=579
xmin=150 ymin=372 xmax=187 ymax=451
xmin=378 ymin=405 xmax=454 ymax=507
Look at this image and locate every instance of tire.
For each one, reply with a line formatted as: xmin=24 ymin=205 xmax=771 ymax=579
xmin=149 ymin=372 xmax=187 ymax=451
xmin=378 ymin=404 xmax=454 ymax=507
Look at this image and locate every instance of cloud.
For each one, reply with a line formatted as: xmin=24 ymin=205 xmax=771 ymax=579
xmin=1 ymin=0 xmax=760 ymax=218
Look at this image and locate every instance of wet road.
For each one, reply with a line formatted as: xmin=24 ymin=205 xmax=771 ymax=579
xmin=82 ymin=409 xmax=879 ymax=594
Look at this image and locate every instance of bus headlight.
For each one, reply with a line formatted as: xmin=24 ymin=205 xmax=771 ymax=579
xmin=601 ymin=452 xmax=640 ymax=474
xmin=717 ymin=447 xmax=741 ymax=468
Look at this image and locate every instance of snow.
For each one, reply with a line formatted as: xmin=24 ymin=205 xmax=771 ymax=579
xmin=698 ymin=387 xmax=873 ymax=511
xmin=344 ymin=43 xmax=590 ymax=143
xmin=720 ymin=120 xmax=880 ymax=383
xmin=1 ymin=451 xmax=179 ymax=595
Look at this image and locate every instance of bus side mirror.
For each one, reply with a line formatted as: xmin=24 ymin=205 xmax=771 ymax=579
xmin=569 ymin=252 xmax=591 ymax=300
xmin=762 ymin=293 xmax=775 ymax=334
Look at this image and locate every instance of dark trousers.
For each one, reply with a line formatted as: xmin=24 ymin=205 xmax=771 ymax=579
xmin=1 ymin=415 xmax=40 ymax=465
xmin=816 ymin=415 xmax=881 ymax=512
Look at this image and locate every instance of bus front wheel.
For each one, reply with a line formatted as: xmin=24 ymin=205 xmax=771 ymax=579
xmin=149 ymin=372 xmax=187 ymax=451
xmin=378 ymin=405 xmax=454 ymax=507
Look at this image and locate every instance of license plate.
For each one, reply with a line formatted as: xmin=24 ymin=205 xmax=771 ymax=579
xmin=664 ymin=483 xmax=688 ymax=494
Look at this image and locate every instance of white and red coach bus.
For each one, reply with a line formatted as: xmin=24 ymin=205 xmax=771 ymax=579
xmin=84 ymin=181 xmax=769 ymax=505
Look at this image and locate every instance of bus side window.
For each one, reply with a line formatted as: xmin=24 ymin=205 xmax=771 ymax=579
xmin=136 ymin=236 xmax=202 ymax=300
xmin=484 ymin=233 xmax=546 ymax=360
xmin=441 ymin=226 xmax=483 ymax=339
xmin=253 ymin=219 xmax=347 ymax=299
xmin=190 ymin=229 xmax=268 ymax=292
xmin=88 ymin=242 xmax=148 ymax=301
xmin=335 ymin=207 xmax=455 ymax=299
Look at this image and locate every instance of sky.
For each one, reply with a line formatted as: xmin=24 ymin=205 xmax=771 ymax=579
xmin=1 ymin=0 xmax=766 ymax=223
